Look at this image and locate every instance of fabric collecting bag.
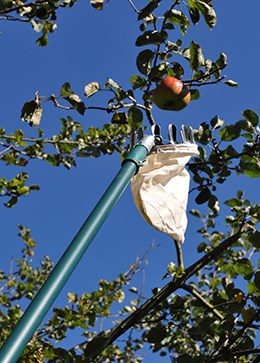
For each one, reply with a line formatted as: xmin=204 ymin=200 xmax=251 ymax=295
xmin=131 ymin=143 xmax=199 ymax=243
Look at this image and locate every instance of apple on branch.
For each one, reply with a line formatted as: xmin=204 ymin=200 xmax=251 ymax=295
xmin=152 ymin=76 xmax=191 ymax=111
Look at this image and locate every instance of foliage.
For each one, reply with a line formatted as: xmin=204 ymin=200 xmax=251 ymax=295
xmin=0 ymin=1 xmax=259 ymax=363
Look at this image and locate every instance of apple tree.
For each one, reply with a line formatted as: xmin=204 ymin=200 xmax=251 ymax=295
xmin=0 ymin=1 xmax=259 ymax=362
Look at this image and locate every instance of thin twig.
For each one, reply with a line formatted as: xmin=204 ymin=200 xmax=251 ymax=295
xmin=182 ymin=284 xmax=224 ymax=321
xmin=210 ymin=309 xmax=260 ymax=360
xmin=127 ymin=0 xmax=139 ymax=14
xmin=173 ymin=240 xmax=184 ymax=269
xmin=0 ymin=15 xmax=30 ymax=22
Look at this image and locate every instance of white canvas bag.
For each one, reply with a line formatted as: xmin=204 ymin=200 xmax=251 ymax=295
xmin=131 ymin=143 xmax=199 ymax=243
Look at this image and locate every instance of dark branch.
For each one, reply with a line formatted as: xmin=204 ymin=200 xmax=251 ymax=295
xmin=81 ymin=226 xmax=245 ymax=361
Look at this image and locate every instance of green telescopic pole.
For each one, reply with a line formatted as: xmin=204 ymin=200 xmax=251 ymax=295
xmin=0 ymin=135 xmax=155 ymax=363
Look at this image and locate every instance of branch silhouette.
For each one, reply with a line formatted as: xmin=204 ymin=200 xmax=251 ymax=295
xmin=74 ymin=225 xmax=245 ymax=360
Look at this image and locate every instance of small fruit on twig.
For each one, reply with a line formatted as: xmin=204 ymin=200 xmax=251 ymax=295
xmin=152 ymin=77 xmax=191 ymax=111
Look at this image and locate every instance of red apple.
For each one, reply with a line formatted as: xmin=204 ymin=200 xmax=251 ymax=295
xmin=152 ymin=76 xmax=191 ymax=111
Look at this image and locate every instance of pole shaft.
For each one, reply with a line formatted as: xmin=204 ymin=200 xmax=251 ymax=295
xmin=0 ymin=140 xmax=153 ymax=363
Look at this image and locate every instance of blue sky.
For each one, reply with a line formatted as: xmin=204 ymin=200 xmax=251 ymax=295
xmin=0 ymin=0 xmax=259 ymax=359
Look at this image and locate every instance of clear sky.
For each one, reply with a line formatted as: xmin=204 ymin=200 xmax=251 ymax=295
xmin=0 ymin=0 xmax=259 ymax=359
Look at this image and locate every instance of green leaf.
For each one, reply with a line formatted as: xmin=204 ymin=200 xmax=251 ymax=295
xmin=216 ymin=52 xmax=228 ymax=69
xmin=105 ymin=78 xmax=120 ymax=89
xmin=84 ymin=82 xmax=100 ymax=98
xmin=189 ymin=41 xmax=204 ymax=70
xmin=254 ymin=271 xmax=260 ymax=290
xmin=242 ymin=109 xmax=259 ymax=127
xmin=224 ymin=145 xmax=239 ymax=158
xmin=239 ymin=155 xmax=260 ymax=178
xmin=195 ymin=187 xmax=211 ymax=205
xmin=219 ymin=124 xmax=240 ymax=141
xmin=0 ymin=0 xmax=13 ymax=11
xmin=210 ymin=115 xmax=224 ymax=130
xmin=36 ymin=34 xmax=48 ymax=47
xmin=130 ymin=75 xmax=147 ymax=90
xmin=52 ymin=348 xmax=74 ymax=360
xmin=5 ymin=196 xmax=18 ymax=208
xmin=188 ymin=6 xmax=200 ymax=25
xmin=145 ymin=324 xmax=167 ymax=343
xmin=190 ymin=89 xmax=200 ymax=100
xmin=85 ymin=334 xmax=109 ymax=355
xmin=128 ymin=107 xmax=143 ymax=129
xmin=197 ymin=242 xmax=207 ymax=253
xmin=90 ymin=0 xmax=104 ymax=10
xmin=21 ymin=100 xmax=43 ymax=127
xmin=248 ymin=231 xmax=260 ymax=249
xmin=233 ymin=258 xmax=254 ymax=280
xmin=66 ymin=95 xmax=85 ymax=115
xmin=138 ymin=0 xmax=160 ymax=20
xmin=196 ymin=0 xmax=217 ymax=28
xmin=60 ymin=82 xmax=74 ymax=96
xmin=135 ymin=30 xmax=168 ymax=47
xmin=164 ymin=9 xmax=190 ymax=35
xmin=247 ymin=281 xmax=260 ymax=295
xmin=111 ymin=112 xmax=127 ymax=124
xmin=224 ymin=80 xmax=239 ymax=87
xmin=136 ymin=49 xmax=154 ymax=75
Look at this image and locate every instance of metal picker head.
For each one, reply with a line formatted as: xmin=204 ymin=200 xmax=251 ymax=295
xmin=152 ymin=123 xmax=196 ymax=145
xmin=130 ymin=124 xmax=196 ymax=148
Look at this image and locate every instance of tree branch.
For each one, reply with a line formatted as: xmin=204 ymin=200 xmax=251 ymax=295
xmin=182 ymin=283 xmax=224 ymax=321
xmin=209 ymin=308 xmax=260 ymax=361
xmin=82 ymin=226 xmax=245 ymax=361
xmin=127 ymin=0 xmax=139 ymax=14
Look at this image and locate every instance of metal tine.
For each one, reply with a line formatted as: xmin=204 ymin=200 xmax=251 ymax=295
xmin=180 ymin=124 xmax=187 ymax=143
xmin=181 ymin=125 xmax=195 ymax=143
xmin=187 ymin=126 xmax=195 ymax=143
xmin=168 ymin=124 xmax=177 ymax=144
xmin=151 ymin=124 xmax=163 ymax=144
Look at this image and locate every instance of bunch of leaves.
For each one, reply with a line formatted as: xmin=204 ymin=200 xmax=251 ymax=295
xmin=1 ymin=189 xmax=259 ymax=362
xmin=0 ymin=225 xmax=150 ymax=363
xmin=75 ymin=194 xmax=259 ymax=363
xmin=17 ymin=0 xmax=238 ymax=129
xmin=0 ymin=0 xmax=78 ymax=46
xmin=0 ymin=117 xmax=129 ymax=172
xmin=0 ymin=226 xmax=53 ymax=345
xmin=0 ymin=172 xmax=39 ymax=207
xmin=131 ymin=0 xmax=237 ymax=110
xmin=20 ymin=80 xmax=145 ymax=131
xmin=189 ymin=109 xmax=260 ymax=213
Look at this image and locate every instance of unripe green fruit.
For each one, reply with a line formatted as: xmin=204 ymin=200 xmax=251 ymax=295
xmin=152 ymin=77 xmax=191 ymax=111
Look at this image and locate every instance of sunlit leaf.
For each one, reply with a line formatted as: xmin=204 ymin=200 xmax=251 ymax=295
xmin=224 ymin=80 xmax=239 ymax=87
xmin=90 ymin=0 xmax=104 ymax=10
xmin=21 ymin=100 xmax=43 ymax=127
xmin=242 ymin=109 xmax=259 ymax=126
xmin=84 ymin=82 xmax=100 ymax=98
xmin=233 ymin=258 xmax=254 ymax=280
xmin=196 ymin=0 xmax=217 ymax=28
xmin=219 ymin=124 xmax=240 ymax=141
xmin=210 ymin=115 xmax=224 ymax=130
xmin=190 ymin=41 xmax=204 ymax=70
